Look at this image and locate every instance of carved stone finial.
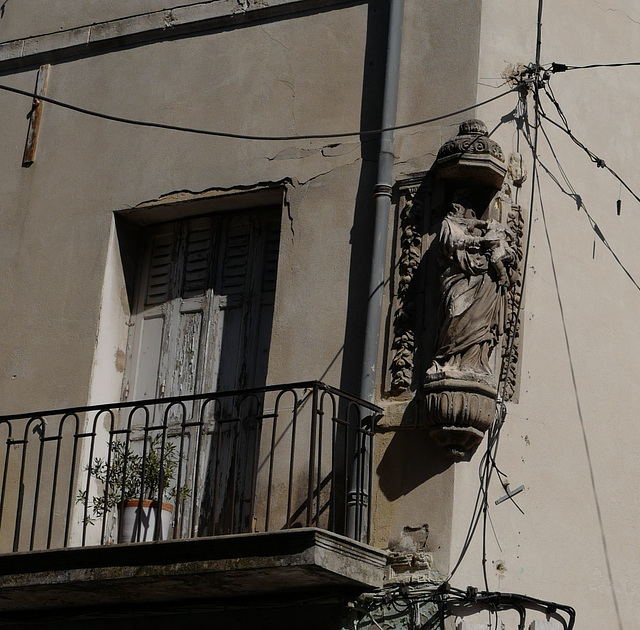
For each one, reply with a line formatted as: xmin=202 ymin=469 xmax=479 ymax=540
xmin=458 ymin=119 xmax=488 ymax=136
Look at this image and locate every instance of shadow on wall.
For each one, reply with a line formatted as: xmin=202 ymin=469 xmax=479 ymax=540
xmin=338 ymin=0 xmax=388 ymax=396
xmin=376 ymin=400 xmax=454 ymax=502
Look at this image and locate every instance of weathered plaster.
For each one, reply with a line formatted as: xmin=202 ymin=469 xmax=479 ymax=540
xmin=0 ymin=0 xmax=362 ymax=70
xmin=86 ymin=220 xmax=130 ymax=407
xmin=447 ymin=2 xmax=640 ymax=629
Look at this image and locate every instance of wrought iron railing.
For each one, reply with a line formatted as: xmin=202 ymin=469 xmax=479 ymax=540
xmin=0 ymin=382 xmax=380 ymax=553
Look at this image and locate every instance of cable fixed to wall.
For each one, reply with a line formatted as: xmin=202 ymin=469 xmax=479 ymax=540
xmin=0 ymin=81 xmax=516 ymax=143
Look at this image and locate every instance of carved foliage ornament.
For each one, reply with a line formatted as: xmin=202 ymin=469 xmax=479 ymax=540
xmin=389 ymin=188 xmax=423 ymax=395
xmin=497 ymin=155 xmax=526 ymax=402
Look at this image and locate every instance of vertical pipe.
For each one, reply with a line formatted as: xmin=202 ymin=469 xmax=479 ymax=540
xmin=349 ymin=0 xmax=405 ymax=541
xmin=359 ymin=0 xmax=405 ymax=405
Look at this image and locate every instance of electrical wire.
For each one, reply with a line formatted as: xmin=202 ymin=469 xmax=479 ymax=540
xmin=471 ymin=0 xmax=545 ymax=594
xmin=0 ymin=7 xmax=581 ymax=628
xmin=0 ymin=81 xmax=516 ymax=142
xmin=527 ymin=105 xmax=640 ymax=294
xmin=551 ymin=61 xmax=640 ymax=72
xmin=510 ymin=90 xmax=636 ymax=630
xmin=483 ymin=91 xmax=538 ymax=526
xmin=462 ymin=0 xmax=546 ymax=597
xmin=0 ymin=7 xmax=597 ymax=630
xmin=539 ymin=80 xmax=640 ymax=205
xmin=364 ymin=9 xmax=579 ymax=628
xmin=427 ymin=1 xmax=543 ymax=597
xmin=442 ymin=108 xmax=533 ymax=585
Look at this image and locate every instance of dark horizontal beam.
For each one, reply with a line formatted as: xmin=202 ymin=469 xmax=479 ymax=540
xmin=0 ymin=0 xmax=363 ymax=75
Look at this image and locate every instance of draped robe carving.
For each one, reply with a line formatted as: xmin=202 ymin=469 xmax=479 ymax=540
xmin=428 ymin=204 xmax=515 ymax=384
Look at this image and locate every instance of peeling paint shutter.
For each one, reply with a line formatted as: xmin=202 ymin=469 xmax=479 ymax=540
xmin=127 ymin=226 xmax=177 ymax=401
xmin=125 ymin=208 xmax=280 ymax=403
xmin=215 ymin=215 xmax=260 ymax=393
xmin=162 ymin=216 xmax=215 ymax=399
xmin=125 ymin=207 xmax=280 ymax=536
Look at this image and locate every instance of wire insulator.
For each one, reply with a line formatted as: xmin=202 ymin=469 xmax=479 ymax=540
xmin=551 ymin=62 xmax=568 ymax=73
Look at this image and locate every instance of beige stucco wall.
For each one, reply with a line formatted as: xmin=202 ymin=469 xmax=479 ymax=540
xmin=0 ymin=0 xmax=483 ymax=412
xmin=0 ymin=2 xmax=372 ymax=413
xmin=3 ymin=0 xmax=635 ymax=627
xmin=0 ymin=0 xmax=483 ymax=554
xmin=0 ymin=0 xmax=208 ymax=42
xmin=0 ymin=1 xmax=376 ymax=552
xmin=443 ymin=1 xmax=640 ymax=629
xmin=370 ymin=0 xmax=483 ymax=573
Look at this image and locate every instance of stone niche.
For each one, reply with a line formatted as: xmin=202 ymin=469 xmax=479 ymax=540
xmin=388 ymin=120 xmax=525 ymax=459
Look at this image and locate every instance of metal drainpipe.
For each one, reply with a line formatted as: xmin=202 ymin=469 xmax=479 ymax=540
xmin=348 ymin=0 xmax=405 ymax=541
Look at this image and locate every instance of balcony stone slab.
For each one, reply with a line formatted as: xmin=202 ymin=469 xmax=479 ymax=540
xmin=0 ymin=528 xmax=387 ymax=612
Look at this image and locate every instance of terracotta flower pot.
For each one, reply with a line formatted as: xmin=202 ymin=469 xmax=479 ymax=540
xmin=118 ymin=499 xmax=174 ymax=543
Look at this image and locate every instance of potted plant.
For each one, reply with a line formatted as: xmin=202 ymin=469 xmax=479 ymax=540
xmin=78 ymin=435 xmax=190 ymax=543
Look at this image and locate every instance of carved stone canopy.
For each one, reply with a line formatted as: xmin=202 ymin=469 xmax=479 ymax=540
xmin=433 ymin=119 xmax=507 ymax=190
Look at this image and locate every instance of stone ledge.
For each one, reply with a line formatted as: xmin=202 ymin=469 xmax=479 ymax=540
xmin=376 ymin=399 xmax=423 ymax=431
xmin=0 ymin=0 xmax=360 ymax=72
xmin=0 ymin=528 xmax=387 ymax=612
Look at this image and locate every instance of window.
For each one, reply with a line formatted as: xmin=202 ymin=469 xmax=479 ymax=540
xmin=124 ymin=207 xmax=281 ymax=402
xmin=115 ymin=206 xmax=281 ymax=536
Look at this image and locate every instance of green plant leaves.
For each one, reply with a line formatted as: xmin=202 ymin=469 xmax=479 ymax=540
xmin=77 ymin=434 xmax=190 ymax=524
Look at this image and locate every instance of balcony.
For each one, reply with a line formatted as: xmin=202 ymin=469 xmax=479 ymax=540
xmin=0 ymin=382 xmax=387 ymax=613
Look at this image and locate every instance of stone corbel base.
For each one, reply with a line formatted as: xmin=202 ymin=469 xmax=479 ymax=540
xmin=422 ymin=378 xmax=497 ymax=459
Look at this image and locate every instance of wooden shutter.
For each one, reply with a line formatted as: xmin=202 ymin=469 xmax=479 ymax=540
xmin=124 ymin=208 xmax=280 ymax=403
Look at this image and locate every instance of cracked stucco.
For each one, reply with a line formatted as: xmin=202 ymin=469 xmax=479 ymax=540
xmin=592 ymin=0 xmax=640 ymax=24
